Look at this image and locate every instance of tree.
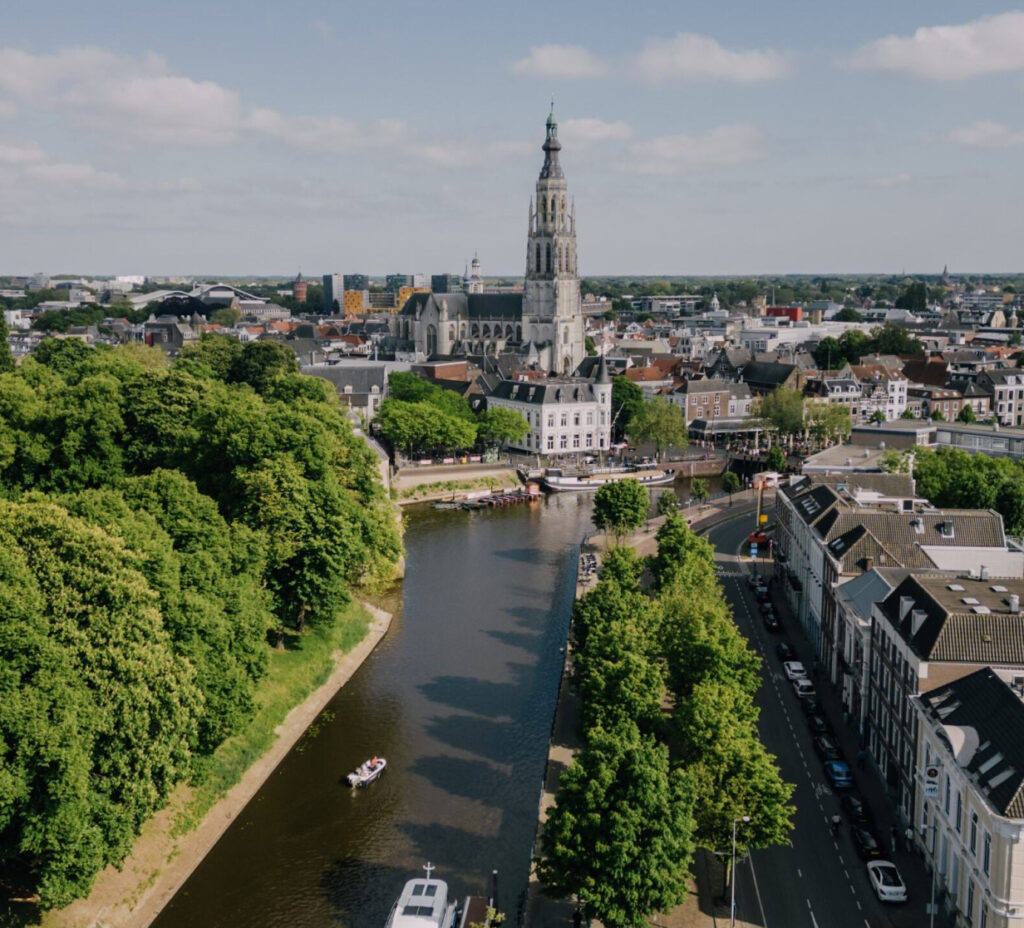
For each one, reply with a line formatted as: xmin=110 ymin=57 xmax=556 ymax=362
xmin=210 ymin=306 xmax=241 ymax=326
xmin=476 ymin=407 xmax=529 ymax=448
xmin=930 ymin=408 xmax=945 ymax=421
xmin=870 ymin=409 xmax=886 ymax=424
xmin=0 ymin=314 xmax=14 ymax=373
xmin=689 ymin=477 xmax=709 ymax=508
xmin=628 ymin=396 xmax=689 ymax=460
xmin=537 ymin=723 xmax=696 ymax=928
xmin=611 ymin=376 xmax=644 ymax=442
xmin=584 ymin=336 xmax=597 ymax=356
xmin=656 ymin=490 xmax=679 ymax=516
xmin=757 ymin=388 xmax=803 ymax=442
xmin=870 ymin=322 xmax=924 ymax=357
xmin=177 ymin=333 xmax=244 ymax=382
xmin=765 ymin=445 xmax=787 ymax=472
xmin=837 ymin=328 xmax=870 ymax=364
xmin=592 ymin=479 xmax=649 ymax=544
xmin=894 ymin=281 xmax=927 ymax=314
xmin=230 ymin=341 xmax=300 ymax=394
xmin=901 ymin=407 xmax=917 ymax=419
xmin=32 ymin=336 xmax=94 ymax=377
xmin=805 ymin=401 xmax=852 ymax=446
xmin=1010 ymin=330 xmax=1022 ymax=348
xmin=957 ymin=404 xmax=977 ymax=423
xmin=834 ymin=307 xmax=863 ymax=322
xmin=722 ymin=471 xmax=741 ymax=504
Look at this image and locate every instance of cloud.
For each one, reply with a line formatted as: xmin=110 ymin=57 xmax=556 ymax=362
xmin=0 ymin=99 xmax=15 ymax=118
xmin=0 ymin=140 xmax=46 ymax=164
xmin=560 ymin=118 xmax=633 ymax=146
xmin=0 ymin=45 xmax=401 ymax=152
xmin=25 ymin=160 xmax=125 ymax=189
xmin=846 ymin=12 xmax=1024 ymax=80
xmin=950 ymin=120 xmax=1024 ymax=148
xmin=312 ymin=20 xmax=335 ymax=40
xmin=511 ymin=44 xmax=608 ymax=78
xmin=633 ymin=33 xmax=791 ymax=83
xmin=416 ymin=139 xmax=532 ymax=168
xmin=869 ymin=172 xmax=912 ymax=187
xmin=624 ymin=125 xmax=764 ymax=175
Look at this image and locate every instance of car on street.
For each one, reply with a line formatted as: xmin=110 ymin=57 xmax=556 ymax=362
xmin=801 ymin=696 xmax=822 ymax=717
xmin=851 ymin=826 xmax=884 ymax=859
xmin=813 ymin=735 xmax=841 ymax=761
xmin=747 ymin=573 xmax=760 ymax=589
xmin=807 ymin=714 xmax=830 ymax=736
xmin=749 ymin=531 xmax=769 ymax=546
xmin=762 ymin=611 xmax=781 ymax=632
xmin=866 ymin=860 xmax=907 ymax=903
xmin=783 ymin=661 xmax=807 ymax=681
xmin=842 ymin=793 xmax=873 ymax=825
xmin=775 ymin=641 xmax=795 ymax=662
xmin=824 ymin=760 xmax=854 ymax=790
xmin=759 ymin=601 xmax=775 ymax=615
xmin=793 ymin=679 xmax=816 ymax=699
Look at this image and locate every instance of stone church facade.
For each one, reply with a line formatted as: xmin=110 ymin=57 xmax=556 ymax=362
xmin=392 ymin=108 xmax=586 ymax=374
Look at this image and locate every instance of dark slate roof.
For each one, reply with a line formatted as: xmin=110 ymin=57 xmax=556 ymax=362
xmin=922 ymin=668 xmax=1024 ymax=817
xmin=489 ymin=379 xmax=602 ymax=405
xmin=303 ymin=364 xmax=386 ymax=393
xmin=398 ymin=291 xmax=524 ymax=320
xmin=741 ymin=360 xmax=797 ymax=387
xmin=879 ymin=573 xmax=1024 ymax=663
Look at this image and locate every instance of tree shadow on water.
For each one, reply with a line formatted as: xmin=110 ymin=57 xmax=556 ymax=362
xmin=411 ymin=754 xmax=514 ymax=804
xmin=492 ymin=547 xmax=549 ymax=565
xmin=319 ymin=857 xmax=409 ymax=926
xmin=418 ymin=669 xmax=531 ymax=717
xmin=423 ymin=714 xmax=520 ymax=767
xmin=485 ymin=628 xmax=543 ymax=656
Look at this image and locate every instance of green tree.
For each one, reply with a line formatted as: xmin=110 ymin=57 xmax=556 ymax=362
xmin=957 ymin=404 xmax=977 ymax=423
xmin=230 ymin=341 xmax=300 ymax=394
xmin=837 ymin=328 xmax=870 ymax=364
xmin=0 ymin=314 xmax=14 ymax=373
xmin=765 ymin=445 xmax=787 ymax=472
xmin=177 ymin=333 xmax=244 ymax=382
xmin=930 ymin=407 xmax=945 ymax=421
xmin=870 ymin=322 xmax=924 ymax=357
xmin=834 ymin=307 xmax=864 ymax=322
xmin=689 ymin=477 xmax=709 ymax=508
xmin=805 ymin=400 xmax=852 ymax=445
xmin=901 ymin=407 xmax=917 ymax=419
xmin=628 ymin=396 xmax=689 ymax=460
xmin=476 ymin=407 xmax=529 ymax=448
xmin=611 ymin=376 xmax=644 ymax=442
xmin=1010 ymin=331 xmax=1022 ymax=348
xmin=894 ymin=281 xmax=927 ymax=313
xmin=656 ymin=490 xmax=679 ymax=516
xmin=210 ymin=306 xmax=241 ymax=326
xmin=31 ymin=336 xmax=94 ymax=378
xmin=757 ymin=388 xmax=803 ymax=442
xmin=584 ymin=336 xmax=597 ymax=356
xmin=537 ymin=723 xmax=696 ymax=928
xmin=722 ymin=470 xmax=741 ymax=504
xmin=592 ymin=479 xmax=649 ymax=544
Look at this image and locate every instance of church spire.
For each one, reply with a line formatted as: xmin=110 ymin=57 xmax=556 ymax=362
xmin=540 ymin=101 xmax=563 ymax=180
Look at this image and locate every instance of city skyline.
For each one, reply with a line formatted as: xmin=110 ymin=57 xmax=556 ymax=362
xmin=1 ymin=1 xmax=1023 ymax=275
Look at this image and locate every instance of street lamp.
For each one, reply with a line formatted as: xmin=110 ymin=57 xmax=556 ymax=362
xmin=731 ymin=815 xmax=750 ymax=928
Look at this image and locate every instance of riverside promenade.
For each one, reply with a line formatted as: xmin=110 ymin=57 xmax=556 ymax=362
xmin=524 ymin=490 xmax=761 ymax=928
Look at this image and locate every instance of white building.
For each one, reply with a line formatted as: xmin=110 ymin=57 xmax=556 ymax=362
xmin=486 ymin=357 xmax=612 ymax=456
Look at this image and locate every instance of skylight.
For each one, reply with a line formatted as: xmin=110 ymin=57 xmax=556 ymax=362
xmin=979 ymin=752 xmax=1004 ymax=775
xmin=948 ymin=584 xmax=965 ymax=592
xmin=992 ymin=585 xmax=1008 ymax=593
xmin=987 ymin=768 xmax=1016 ymax=791
xmin=973 ymin=606 xmax=991 ymax=615
xmin=962 ymin=597 xmax=980 ymax=605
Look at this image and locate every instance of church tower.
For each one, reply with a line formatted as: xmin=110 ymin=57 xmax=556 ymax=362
xmin=524 ymin=105 xmax=585 ymax=374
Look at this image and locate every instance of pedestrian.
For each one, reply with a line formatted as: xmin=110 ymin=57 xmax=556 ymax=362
xmin=905 ymin=826 xmax=914 ymax=853
xmin=890 ymin=825 xmax=899 ymax=853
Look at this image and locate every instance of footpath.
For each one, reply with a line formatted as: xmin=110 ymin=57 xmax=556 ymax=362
xmin=45 ymin=604 xmax=393 ymax=928
xmin=524 ymin=492 xmax=761 ymax=928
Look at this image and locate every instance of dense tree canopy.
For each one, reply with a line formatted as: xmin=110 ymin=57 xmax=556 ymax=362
xmin=627 ymin=396 xmax=688 ymax=459
xmin=592 ymin=479 xmax=649 ymax=543
xmin=0 ymin=339 xmax=402 ymax=907
xmin=611 ymin=376 xmax=644 ymax=442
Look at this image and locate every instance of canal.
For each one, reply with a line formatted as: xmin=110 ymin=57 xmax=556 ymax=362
xmin=151 ymin=493 xmax=596 ymax=928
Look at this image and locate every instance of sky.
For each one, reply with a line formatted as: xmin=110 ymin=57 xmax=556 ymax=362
xmin=1 ymin=1 xmax=1023 ymax=276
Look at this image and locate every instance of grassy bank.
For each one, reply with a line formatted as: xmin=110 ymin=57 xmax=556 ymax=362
xmin=398 ymin=476 xmax=515 ymax=501
xmin=172 ymin=602 xmax=372 ymax=836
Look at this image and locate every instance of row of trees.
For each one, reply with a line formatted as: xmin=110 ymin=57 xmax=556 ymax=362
xmin=0 ymin=335 xmax=402 ymax=906
xmin=538 ymin=485 xmax=793 ymax=926
xmin=755 ymin=388 xmax=852 ymax=449
xmin=812 ymin=322 xmax=924 ymax=368
xmin=374 ymin=372 xmax=528 ymax=455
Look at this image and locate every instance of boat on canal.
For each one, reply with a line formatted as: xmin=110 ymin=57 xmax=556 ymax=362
xmin=346 ymin=756 xmax=386 ymax=787
xmin=540 ymin=465 xmax=675 ymax=493
xmin=386 ymin=863 xmax=459 ymax=928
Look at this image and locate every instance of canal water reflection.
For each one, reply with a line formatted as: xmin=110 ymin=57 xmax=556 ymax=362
xmin=152 ymin=493 xmax=595 ymax=928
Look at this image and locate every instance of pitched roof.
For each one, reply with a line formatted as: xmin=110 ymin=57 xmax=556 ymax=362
xmin=921 ymin=668 xmax=1024 ymax=818
xmin=489 ymin=378 xmax=604 ymax=405
xmin=741 ymin=360 xmax=797 ymax=387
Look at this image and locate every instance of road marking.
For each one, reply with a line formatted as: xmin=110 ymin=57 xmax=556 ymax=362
xmin=797 ymin=868 xmax=802 ymax=878
xmin=855 ymin=900 xmax=862 ymax=911
xmin=844 ymin=868 xmax=850 ymax=879
xmin=748 ymin=854 xmax=770 ymax=928
xmin=807 ymin=898 xmax=819 ymax=928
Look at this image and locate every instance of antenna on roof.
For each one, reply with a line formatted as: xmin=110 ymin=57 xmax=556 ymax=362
xmin=423 ymin=862 xmax=435 ymax=880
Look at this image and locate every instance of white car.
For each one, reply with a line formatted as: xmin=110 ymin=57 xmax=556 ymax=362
xmin=783 ymin=661 xmax=807 ymax=681
xmin=792 ymin=679 xmax=816 ymax=699
xmin=867 ymin=860 xmax=907 ymax=903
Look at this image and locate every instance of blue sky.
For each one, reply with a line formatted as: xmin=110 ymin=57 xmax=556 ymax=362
xmin=1 ymin=1 xmax=1022 ymax=276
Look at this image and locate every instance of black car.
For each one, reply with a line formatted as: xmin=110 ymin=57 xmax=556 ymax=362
xmin=807 ymin=714 xmax=830 ymax=736
xmin=776 ymin=641 xmax=795 ymax=661
xmin=756 ymin=590 xmax=771 ymax=604
xmin=801 ymin=696 xmax=822 ymax=717
xmin=813 ymin=735 xmax=842 ymax=761
xmin=762 ymin=612 xmax=781 ymax=632
xmin=842 ymin=793 xmax=873 ymax=825
xmin=851 ymin=825 xmax=884 ymax=859
xmin=759 ymin=601 xmax=775 ymax=615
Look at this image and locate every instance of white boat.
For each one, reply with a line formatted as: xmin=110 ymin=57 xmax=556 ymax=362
xmin=540 ymin=466 xmax=676 ymax=493
xmin=346 ymin=756 xmax=387 ymax=787
xmin=386 ymin=863 xmax=459 ymax=928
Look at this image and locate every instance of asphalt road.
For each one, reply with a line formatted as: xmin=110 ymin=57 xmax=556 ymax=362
xmin=706 ymin=514 xmax=934 ymax=928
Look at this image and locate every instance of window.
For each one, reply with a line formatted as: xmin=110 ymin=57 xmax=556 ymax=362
xmin=547 ymin=414 xmax=554 ymax=428
xmin=970 ymin=813 xmax=978 ymax=855
xmin=573 ymin=412 xmax=580 ymax=426
xmin=586 ymin=412 xmax=593 ymax=425
xmin=559 ymin=435 xmax=567 ymax=449
xmin=967 ymin=879 xmax=975 ymax=926
xmin=585 ymin=433 xmax=593 ymax=448
xmin=956 ymin=792 xmax=963 ymax=833
xmin=983 ymin=832 xmax=990 ymax=875
xmin=572 ymin=435 xmax=580 ymax=449
xmin=560 ymin=413 xmax=568 ymax=427
xmin=546 ymin=436 xmax=554 ymax=450
xmin=945 ymin=775 xmax=951 ymax=814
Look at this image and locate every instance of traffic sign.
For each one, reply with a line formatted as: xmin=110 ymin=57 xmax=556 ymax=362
xmin=750 ymin=543 xmax=759 ymax=558
xmin=923 ymin=764 xmax=940 ymax=797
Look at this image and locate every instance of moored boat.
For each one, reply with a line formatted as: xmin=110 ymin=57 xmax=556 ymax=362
xmin=540 ymin=466 xmax=675 ymax=492
xmin=385 ymin=863 xmax=459 ymax=927
xmin=346 ymin=756 xmax=386 ymax=787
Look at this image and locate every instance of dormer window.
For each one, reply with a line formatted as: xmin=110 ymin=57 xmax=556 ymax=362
xmin=939 ymin=521 xmax=955 ymax=539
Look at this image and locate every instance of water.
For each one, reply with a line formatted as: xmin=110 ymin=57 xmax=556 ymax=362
xmin=151 ymin=493 xmax=595 ymax=928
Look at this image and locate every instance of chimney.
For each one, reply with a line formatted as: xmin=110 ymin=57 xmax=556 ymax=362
xmin=1011 ymin=593 xmax=1021 ymax=614
xmin=911 ymin=609 xmax=928 ymax=637
xmin=863 ymin=556 xmax=874 ymax=572
xmin=900 ymin=595 xmax=915 ymax=620
xmin=981 ymin=565 xmax=990 ymax=581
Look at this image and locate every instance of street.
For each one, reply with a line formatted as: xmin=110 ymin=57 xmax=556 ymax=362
xmin=705 ymin=513 xmax=936 ymax=928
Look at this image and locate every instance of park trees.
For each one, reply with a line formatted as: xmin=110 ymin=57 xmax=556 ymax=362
xmin=592 ymin=479 xmax=649 ymax=544
xmin=611 ymin=376 xmax=644 ymax=442
xmin=627 ymin=396 xmax=688 ymax=460
xmin=805 ymin=400 xmax=852 ymax=446
xmin=756 ymin=388 xmax=803 ymax=447
xmin=476 ymin=407 xmax=529 ymax=448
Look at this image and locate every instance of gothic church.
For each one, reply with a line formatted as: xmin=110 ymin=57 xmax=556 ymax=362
xmin=392 ymin=107 xmax=586 ymax=374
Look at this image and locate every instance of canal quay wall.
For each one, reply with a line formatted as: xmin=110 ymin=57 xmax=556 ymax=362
xmin=45 ymin=603 xmax=394 ymax=928
xmin=524 ymin=491 xmax=759 ymax=928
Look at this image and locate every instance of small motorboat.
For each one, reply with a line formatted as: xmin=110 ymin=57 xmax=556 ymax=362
xmin=346 ymin=756 xmax=387 ymax=788
xmin=385 ymin=863 xmax=459 ymax=927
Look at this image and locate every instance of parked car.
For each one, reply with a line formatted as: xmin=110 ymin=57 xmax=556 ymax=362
xmin=776 ymin=641 xmax=795 ymax=662
xmin=801 ymin=696 xmax=822 ymax=717
xmin=842 ymin=793 xmax=873 ymax=825
xmin=793 ymin=679 xmax=816 ymax=699
xmin=747 ymin=573 xmax=760 ymax=589
xmin=851 ymin=826 xmax=884 ymax=860
xmin=813 ymin=735 xmax=841 ymax=761
xmin=759 ymin=601 xmax=775 ymax=615
xmin=754 ymin=582 xmax=769 ymax=597
xmin=824 ymin=760 xmax=854 ymax=790
xmin=762 ymin=612 xmax=781 ymax=632
xmin=756 ymin=588 xmax=771 ymax=603
xmin=783 ymin=661 xmax=807 ymax=681
xmin=866 ymin=860 xmax=907 ymax=903
xmin=807 ymin=714 xmax=830 ymax=736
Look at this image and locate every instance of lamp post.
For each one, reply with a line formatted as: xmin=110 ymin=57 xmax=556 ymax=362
xmin=731 ymin=815 xmax=750 ymax=928
xmin=921 ymin=822 xmax=937 ymax=928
